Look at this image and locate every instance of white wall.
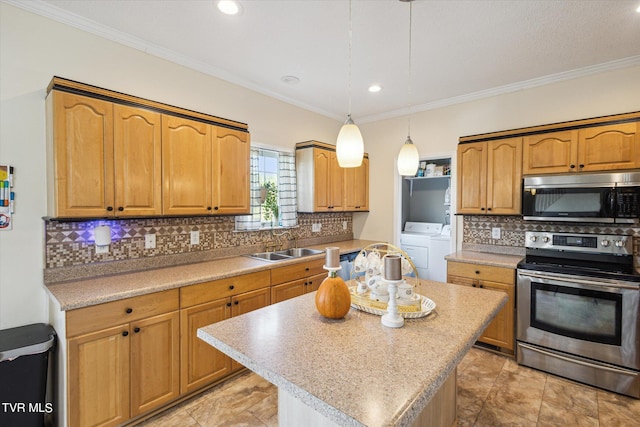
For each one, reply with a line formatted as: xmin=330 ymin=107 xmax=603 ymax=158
xmin=2 ymin=2 xmax=639 ymax=329
xmin=357 ymin=65 xmax=640 ymax=245
xmin=0 ymin=3 xmax=340 ymax=329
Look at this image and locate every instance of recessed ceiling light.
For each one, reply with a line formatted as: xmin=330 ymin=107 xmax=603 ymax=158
xmin=281 ymin=75 xmax=300 ymax=85
xmin=218 ymin=1 xmax=241 ymax=15
xmin=368 ymin=84 xmax=382 ymax=93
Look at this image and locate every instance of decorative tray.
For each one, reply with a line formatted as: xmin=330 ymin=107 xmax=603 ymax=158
xmin=349 ymin=286 xmax=436 ymax=319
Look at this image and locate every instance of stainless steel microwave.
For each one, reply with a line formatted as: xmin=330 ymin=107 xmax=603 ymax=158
xmin=522 ymin=172 xmax=640 ymax=223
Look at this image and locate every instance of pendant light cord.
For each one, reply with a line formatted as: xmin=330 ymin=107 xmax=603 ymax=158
xmin=407 ymin=0 xmax=412 ymax=137
xmin=348 ymin=0 xmax=353 ymax=117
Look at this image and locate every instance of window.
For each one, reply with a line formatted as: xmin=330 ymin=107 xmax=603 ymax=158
xmin=235 ymin=148 xmax=297 ymax=230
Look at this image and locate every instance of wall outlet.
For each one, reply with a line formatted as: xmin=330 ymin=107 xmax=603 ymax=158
xmin=95 ymin=244 xmax=109 ymax=254
xmin=145 ymin=233 xmax=156 ymax=249
xmin=491 ymin=227 xmax=501 ymax=239
xmin=312 ymin=223 xmax=322 ymax=233
xmin=190 ymin=230 xmax=200 ymax=245
xmin=342 ymin=221 xmax=348 ymax=230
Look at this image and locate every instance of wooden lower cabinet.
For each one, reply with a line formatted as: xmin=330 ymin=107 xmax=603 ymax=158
xmin=180 ymin=271 xmax=271 ymax=394
xmin=447 ymin=261 xmax=515 ymax=354
xmin=271 ymin=272 xmax=326 ymax=303
xmin=66 ymin=292 xmax=180 ymax=427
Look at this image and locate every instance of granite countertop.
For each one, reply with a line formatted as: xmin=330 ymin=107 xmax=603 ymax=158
xmin=445 ymin=250 xmax=523 ymax=269
xmin=198 ymin=280 xmax=508 ymax=427
xmin=46 ymin=239 xmax=379 ymax=311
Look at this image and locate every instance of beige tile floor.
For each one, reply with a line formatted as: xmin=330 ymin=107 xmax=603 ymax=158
xmin=138 ymin=347 xmax=640 ymax=427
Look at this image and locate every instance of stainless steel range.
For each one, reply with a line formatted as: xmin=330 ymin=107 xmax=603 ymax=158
xmin=517 ymin=231 xmax=640 ymax=398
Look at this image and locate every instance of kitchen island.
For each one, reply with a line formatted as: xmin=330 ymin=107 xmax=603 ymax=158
xmin=198 ymin=279 xmax=507 ymax=427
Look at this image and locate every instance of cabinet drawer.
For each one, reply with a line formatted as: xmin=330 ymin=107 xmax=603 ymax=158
xmin=270 ymin=258 xmax=325 ymax=285
xmin=446 ymin=261 xmax=514 ymax=285
xmin=180 ymin=270 xmax=270 ymax=308
xmin=66 ymin=289 xmax=179 ymax=338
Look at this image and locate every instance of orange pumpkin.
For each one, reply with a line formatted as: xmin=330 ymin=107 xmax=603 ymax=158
xmin=315 ymin=274 xmax=351 ymax=319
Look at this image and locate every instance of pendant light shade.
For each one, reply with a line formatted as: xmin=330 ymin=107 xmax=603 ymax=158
xmin=397 ymin=136 xmax=420 ymax=176
xmin=336 ymin=115 xmax=364 ymax=167
xmin=336 ymin=0 xmax=364 ymax=168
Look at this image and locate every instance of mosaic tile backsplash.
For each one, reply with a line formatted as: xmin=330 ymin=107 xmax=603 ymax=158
xmin=44 ymin=213 xmax=353 ymax=277
xmin=461 ymin=215 xmax=640 ymax=260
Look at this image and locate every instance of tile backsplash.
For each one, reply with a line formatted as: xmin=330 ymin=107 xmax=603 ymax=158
xmin=44 ymin=212 xmax=353 ymax=282
xmin=462 ymin=215 xmax=640 ymax=259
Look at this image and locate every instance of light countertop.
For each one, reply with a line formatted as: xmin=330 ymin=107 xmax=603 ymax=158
xmin=198 ymin=279 xmax=508 ymax=427
xmin=46 ymin=240 xmax=379 ymax=311
xmin=445 ymin=250 xmax=523 ymax=269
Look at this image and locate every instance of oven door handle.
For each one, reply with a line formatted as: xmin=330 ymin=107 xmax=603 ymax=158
xmin=518 ymin=342 xmax=639 ymax=377
xmin=518 ymin=271 xmax=640 ymax=290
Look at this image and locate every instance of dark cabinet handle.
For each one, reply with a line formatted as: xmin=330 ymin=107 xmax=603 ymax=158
xmin=480 ymin=207 xmax=485 ymax=211
xmin=213 ymin=206 xmax=219 ymax=211
xmin=570 ymin=164 xmax=576 ymax=169
xmin=487 ymin=208 xmax=492 ymax=211
xmin=118 ymin=207 xmax=124 ymax=211
xmin=126 ymin=308 xmax=133 ymax=314
xmin=207 ymin=206 xmax=212 ymax=211
xmin=229 ymin=285 xmax=235 ymax=290
xmin=234 ymin=301 xmax=239 ymax=305
xmin=226 ymin=302 xmax=231 ymax=307
xmin=122 ymin=331 xmax=129 ymax=337
xmin=479 ymin=284 xmax=484 ymax=289
xmin=472 ymin=284 xmax=477 ymax=287
xmin=106 ymin=206 xmax=114 ymax=211
xmin=305 ymin=267 xmax=310 ymax=271
xmin=134 ymin=327 xmax=140 ymax=333
xmin=475 ymin=271 xmax=480 ymax=275
xmin=579 ymin=164 xmax=585 ymax=169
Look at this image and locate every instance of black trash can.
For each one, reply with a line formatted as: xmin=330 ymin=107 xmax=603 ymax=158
xmin=0 ymin=323 xmax=56 ymax=427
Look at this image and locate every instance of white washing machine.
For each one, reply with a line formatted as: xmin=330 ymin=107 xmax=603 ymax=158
xmin=428 ymin=225 xmax=451 ymax=283
xmin=399 ymin=222 xmax=443 ymax=280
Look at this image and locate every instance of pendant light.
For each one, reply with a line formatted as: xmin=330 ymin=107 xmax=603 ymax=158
xmin=336 ymin=0 xmax=364 ymax=168
xmin=397 ymin=0 xmax=420 ymax=176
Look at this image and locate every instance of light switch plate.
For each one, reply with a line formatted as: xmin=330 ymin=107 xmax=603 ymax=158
xmin=312 ymin=223 xmax=321 ymax=232
xmin=190 ymin=230 xmax=200 ymax=245
xmin=145 ymin=234 xmax=156 ymax=249
xmin=491 ymin=227 xmax=501 ymax=239
xmin=342 ymin=221 xmax=348 ymax=230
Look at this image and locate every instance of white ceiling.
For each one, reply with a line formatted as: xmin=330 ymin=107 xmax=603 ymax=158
xmin=11 ymin=0 xmax=640 ymax=122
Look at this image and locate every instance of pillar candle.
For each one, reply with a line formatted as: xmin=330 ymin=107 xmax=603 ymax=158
xmin=384 ymin=255 xmax=402 ymax=281
xmin=325 ymin=247 xmax=340 ymax=268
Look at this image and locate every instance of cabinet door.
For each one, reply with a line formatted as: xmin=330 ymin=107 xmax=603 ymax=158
xmin=180 ymin=299 xmax=231 ymax=394
xmin=477 ymin=280 xmax=514 ymax=351
xmin=162 ymin=115 xmax=212 ymax=215
xmin=457 ymin=142 xmax=487 ymax=214
xmin=523 ymin=130 xmax=577 ymax=175
xmin=306 ymin=272 xmax=327 ymax=293
xmin=345 ymin=157 xmax=369 ymax=211
xmin=130 ymin=311 xmax=180 ymax=417
xmin=230 ymin=288 xmax=271 ymax=371
xmin=271 ymin=279 xmax=306 ymax=304
xmin=51 ymin=92 xmax=114 ymax=217
xmin=486 ymin=138 xmax=522 ymax=215
xmin=68 ymin=325 xmax=130 ymax=427
xmin=329 ymin=151 xmax=344 ymax=211
xmin=212 ymin=126 xmax=250 ymax=214
xmin=113 ymin=105 xmax=162 ymax=216
xmin=578 ymin=123 xmax=640 ymax=172
xmin=313 ymin=149 xmax=332 ymax=211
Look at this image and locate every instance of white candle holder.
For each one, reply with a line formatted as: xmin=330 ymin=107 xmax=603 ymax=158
xmin=381 ymin=279 xmax=404 ymax=328
xmin=323 ymin=265 xmax=342 ymax=277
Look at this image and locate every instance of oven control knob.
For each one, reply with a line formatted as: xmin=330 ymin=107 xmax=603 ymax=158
xmin=542 ymin=236 xmax=550 ymax=243
xmin=601 ymin=239 xmax=610 ymax=247
xmin=530 ymin=235 xmax=538 ymax=242
xmin=614 ymin=240 xmax=625 ymax=248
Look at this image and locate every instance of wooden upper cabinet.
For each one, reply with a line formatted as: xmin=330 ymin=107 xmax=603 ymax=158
xmin=296 ymin=141 xmax=369 ymax=212
xmin=578 ymin=123 xmax=640 ymax=172
xmin=162 ymin=115 xmax=213 ymax=215
xmin=523 ymin=130 xmax=577 ymax=175
xmin=114 ymin=105 xmax=162 ymax=216
xmin=457 ymin=138 xmax=522 ymax=215
xmin=345 ymin=157 xmax=369 ymax=211
xmin=523 ymin=123 xmax=640 ymax=174
xmin=212 ymin=127 xmax=250 ymax=214
xmin=48 ymin=91 xmax=115 ymax=217
xmin=486 ymin=138 xmax=522 ymax=215
xmin=457 ymin=142 xmax=486 ymax=214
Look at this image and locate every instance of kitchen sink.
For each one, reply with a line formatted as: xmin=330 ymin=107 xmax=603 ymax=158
xmin=246 ymin=247 xmax=324 ymax=262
